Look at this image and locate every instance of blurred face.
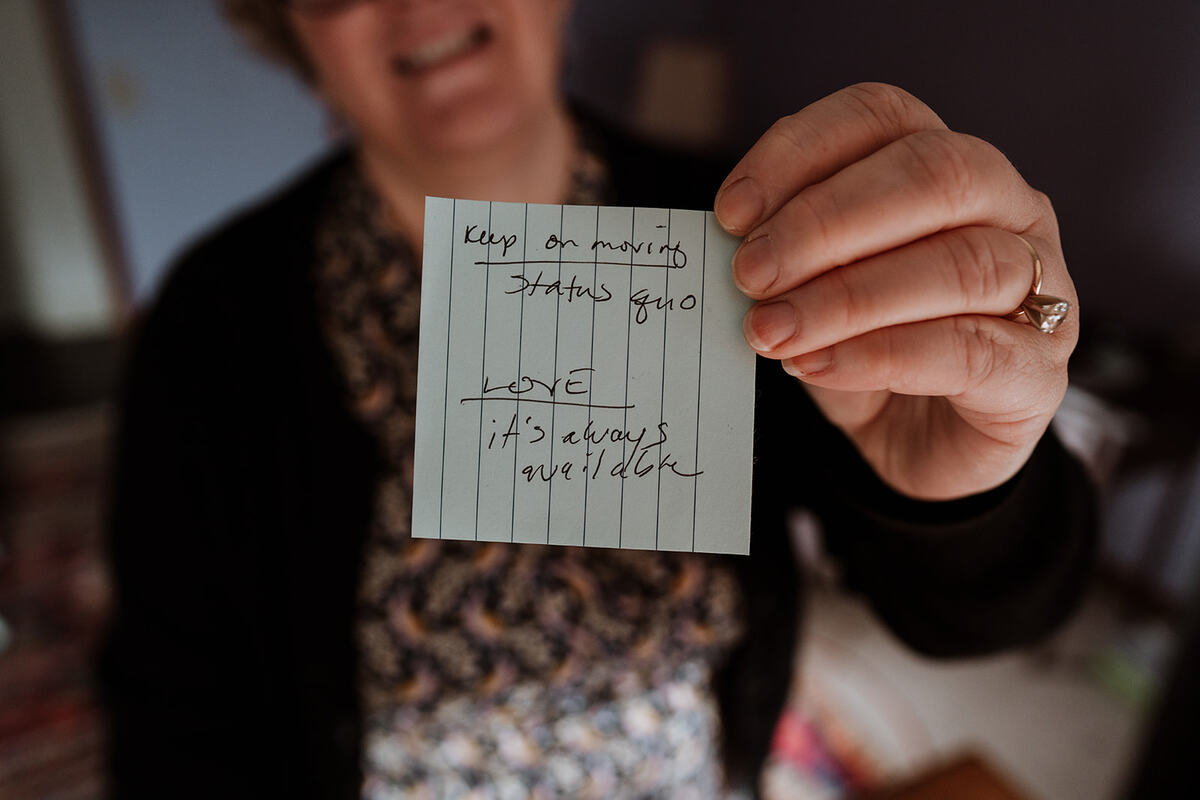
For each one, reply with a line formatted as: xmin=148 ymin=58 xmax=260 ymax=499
xmin=288 ymin=0 xmax=570 ymax=162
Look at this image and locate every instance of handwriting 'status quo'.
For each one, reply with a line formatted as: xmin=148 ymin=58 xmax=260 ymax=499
xmin=463 ymin=223 xmax=698 ymax=325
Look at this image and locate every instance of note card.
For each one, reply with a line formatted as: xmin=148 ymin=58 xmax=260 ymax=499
xmin=412 ymin=198 xmax=755 ymax=554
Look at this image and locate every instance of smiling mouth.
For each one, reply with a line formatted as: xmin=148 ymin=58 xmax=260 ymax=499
xmin=392 ymin=25 xmax=492 ymax=75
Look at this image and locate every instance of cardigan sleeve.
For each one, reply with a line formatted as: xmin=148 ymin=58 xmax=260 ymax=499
xmin=99 ymin=155 xmax=376 ymax=800
xmin=98 ymin=258 xmax=289 ymax=800
xmin=754 ymin=356 xmax=1098 ymax=658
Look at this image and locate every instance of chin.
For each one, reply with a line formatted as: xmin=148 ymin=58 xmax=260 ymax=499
xmin=407 ymin=89 xmax=539 ymax=158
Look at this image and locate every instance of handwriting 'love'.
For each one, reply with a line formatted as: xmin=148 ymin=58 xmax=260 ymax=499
xmin=412 ymin=198 xmax=755 ymax=554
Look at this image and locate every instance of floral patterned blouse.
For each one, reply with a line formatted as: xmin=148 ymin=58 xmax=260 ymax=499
xmin=314 ymin=146 xmax=746 ymax=799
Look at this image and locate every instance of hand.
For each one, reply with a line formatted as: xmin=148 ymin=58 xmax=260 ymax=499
xmin=715 ymin=83 xmax=1079 ymax=501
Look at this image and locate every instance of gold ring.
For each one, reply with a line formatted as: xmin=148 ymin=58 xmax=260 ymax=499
xmin=1008 ymin=235 xmax=1069 ymax=334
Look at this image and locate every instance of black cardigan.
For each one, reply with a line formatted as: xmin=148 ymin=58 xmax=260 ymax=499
xmin=100 ymin=121 xmax=1097 ymax=799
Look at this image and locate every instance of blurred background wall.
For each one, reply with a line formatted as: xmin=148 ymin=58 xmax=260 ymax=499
xmin=0 ymin=1 xmax=1197 ymax=798
xmin=61 ymin=0 xmax=327 ymax=302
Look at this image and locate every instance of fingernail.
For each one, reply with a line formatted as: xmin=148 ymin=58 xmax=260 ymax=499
xmin=784 ymin=348 xmax=834 ymax=376
xmin=744 ymin=301 xmax=796 ymax=351
xmin=716 ymin=176 xmax=764 ymax=233
xmin=732 ymin=235 xmax=778 ymax=295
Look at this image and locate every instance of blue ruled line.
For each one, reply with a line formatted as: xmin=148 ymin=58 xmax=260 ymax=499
xmin=473 ymin=202 xmax=492 ymax=541
xmin=546 ymin=205 xmax=564 ymax=544
xmin=618 ymin=207 xmax=635 ymax=548
xmin=655 ymin=209 xmax=671 ymax=550
xmin=583 ymin=205 xmax=600 ymax=546
xmin=438 ymin=200 xmax=457 ymax=540
xmin=510 ymin=203 xmax=528 ymax=543
xmin=691 ymin=216 xmax=707 ymax=552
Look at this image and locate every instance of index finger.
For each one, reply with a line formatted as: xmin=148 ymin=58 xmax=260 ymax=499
xmin=714 ymin=82 xmax=948 ymax=235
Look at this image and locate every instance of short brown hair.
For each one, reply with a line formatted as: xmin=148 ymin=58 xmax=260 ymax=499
xmin=219 ymin=0 xmax=314 ymax=82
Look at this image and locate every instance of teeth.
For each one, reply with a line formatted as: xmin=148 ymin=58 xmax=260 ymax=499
xmin=400 ymin=28 xmax=480 ymax=72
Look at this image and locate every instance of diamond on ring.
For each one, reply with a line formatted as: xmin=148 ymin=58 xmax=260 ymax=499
xmin=1010 ymin=235 xmax=1070 ymax=334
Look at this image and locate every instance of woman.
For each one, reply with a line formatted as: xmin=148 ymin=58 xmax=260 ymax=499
xmin=101 ymin=1 xmax=1096 ymax=797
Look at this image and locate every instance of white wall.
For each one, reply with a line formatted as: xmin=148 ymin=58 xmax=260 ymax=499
xmin=0 ymin=0 xmax=114 ymax=337
xmin=63 ymin=0 xmax=328 ymax=302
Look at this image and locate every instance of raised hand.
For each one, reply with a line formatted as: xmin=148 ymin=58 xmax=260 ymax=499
xmin=716 ymin=83 xmax=1078 ymax=500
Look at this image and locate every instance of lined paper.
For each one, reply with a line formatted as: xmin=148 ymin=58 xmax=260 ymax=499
xmin=412 ymin=198 xmax=755 ymax=554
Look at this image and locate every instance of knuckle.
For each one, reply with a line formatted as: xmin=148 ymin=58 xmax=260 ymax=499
xmin=939 ymin=228 xmax=1006 ymax=308
xmin=1026 ymin=188 xmax=1058 ymax=229
xmin=898 ymin=130 xmax=980 ymax=214
xmin=826 ymin=266 xmax=872 ymax=333
xmin=880 ymin=325 xmax=903 ymax=388
xmin=840 ymin=82 xmax=938 ymax=135
xmin=791 ymin=188 xmax=844 ymax=254
xmin=765 ymin=112 xmax=820 ymax=157
xmin=952 ymin=316 xmax=1000 ymax=393
xmin=1029 ymin=188 xmax=1054 ymax=216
